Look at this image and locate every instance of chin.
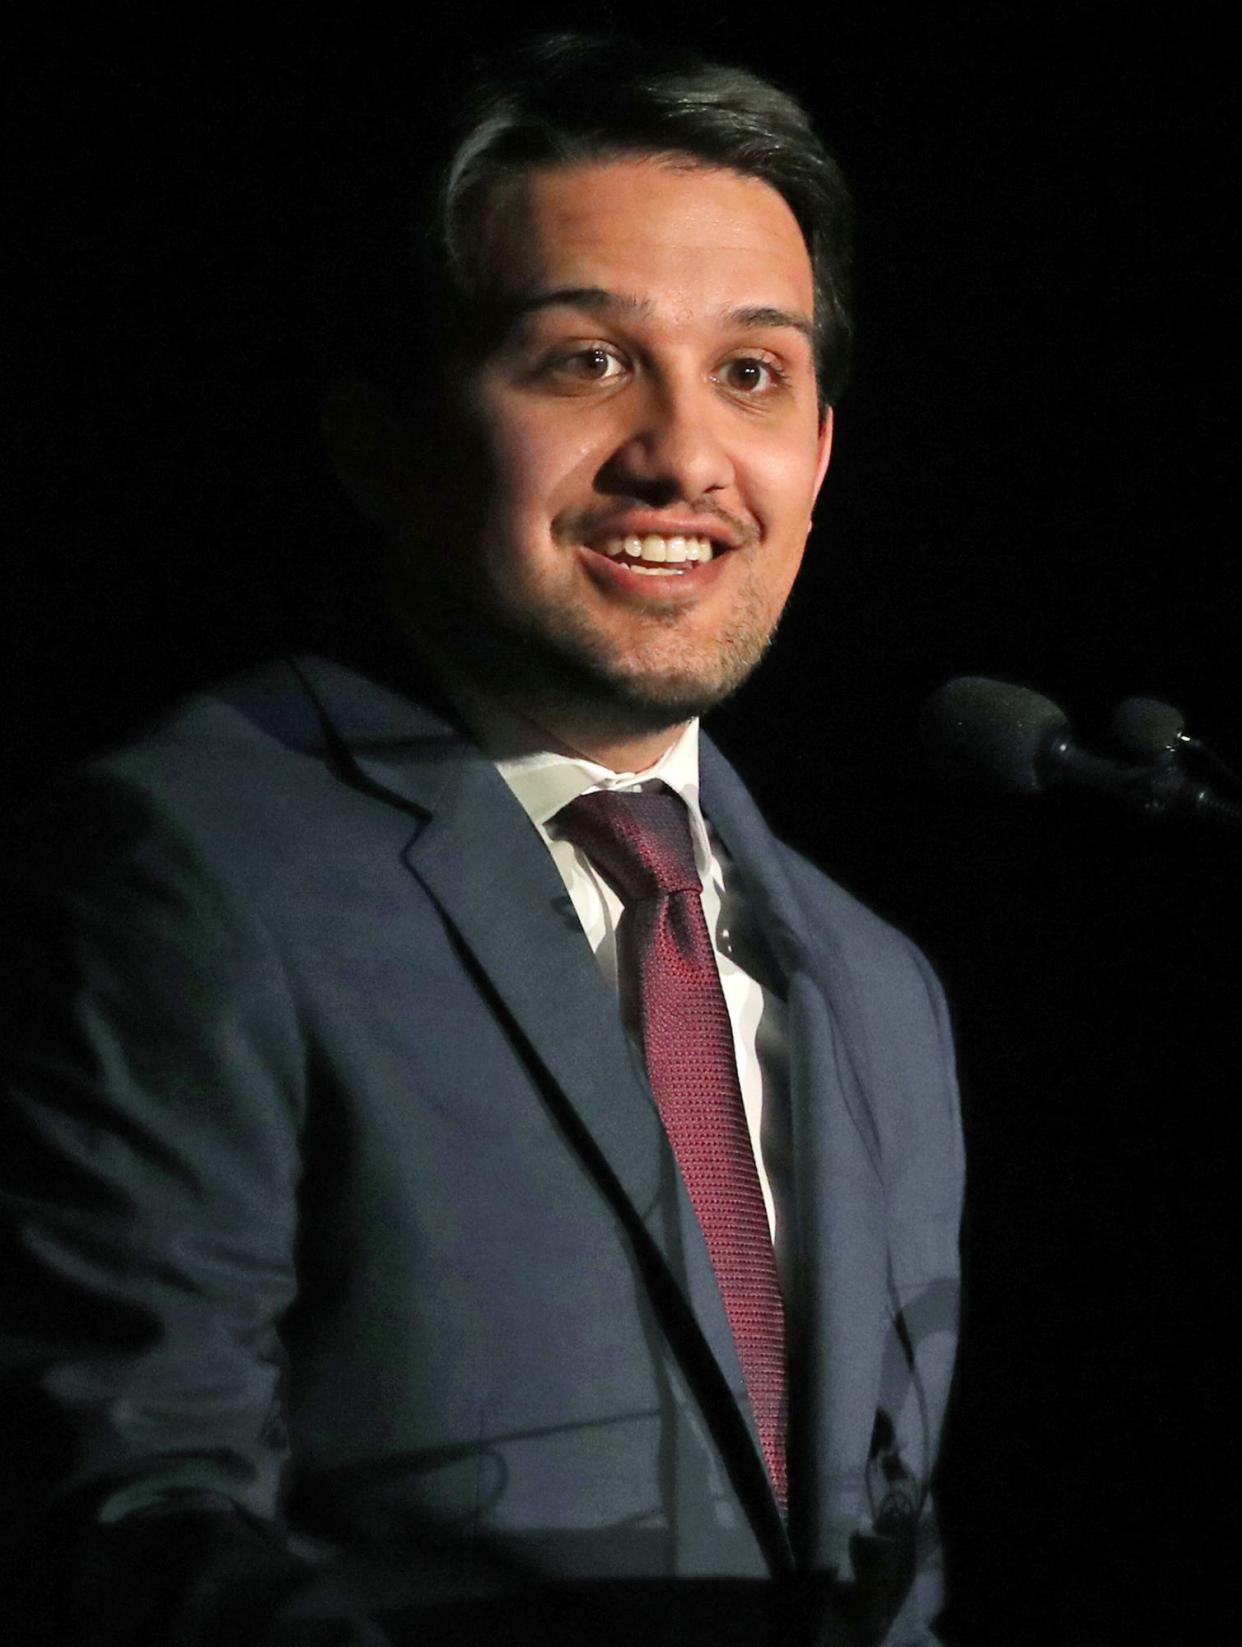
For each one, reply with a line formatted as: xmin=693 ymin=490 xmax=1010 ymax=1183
xmin=442 ymin=586 xmax=780 ymax=732
xmin=533 ymin=634 xmax=773 ymax=732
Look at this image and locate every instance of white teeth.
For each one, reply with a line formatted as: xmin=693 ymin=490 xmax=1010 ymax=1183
xmin=599 ymin=534 xmax=717 ymax=566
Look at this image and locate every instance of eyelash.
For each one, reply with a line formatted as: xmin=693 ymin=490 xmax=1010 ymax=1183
xmin=717 ymin=355 xmax=789 ymax=394
xmin=544 ymin=344 xmax=790 ymax=395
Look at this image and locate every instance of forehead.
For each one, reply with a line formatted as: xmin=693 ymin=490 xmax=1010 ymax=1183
xmin=476 ymin=156 xmax=816 ymax=319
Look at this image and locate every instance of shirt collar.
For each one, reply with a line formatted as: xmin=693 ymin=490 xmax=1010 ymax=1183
xmin=445 ymin=678 xmax=711 ymax=872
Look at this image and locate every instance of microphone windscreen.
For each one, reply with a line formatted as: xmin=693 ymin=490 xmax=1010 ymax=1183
xmin=1112 ymin=696 xmax=1185 ymax=760
xmin=918 ymin=676 xmax=1069 ymax=794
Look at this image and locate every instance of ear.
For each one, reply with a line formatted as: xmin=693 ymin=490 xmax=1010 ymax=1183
xmin=812 ymin=405 xmax=835 ymax=504
xmin=321 ymin=377 xmax=413 ymax=526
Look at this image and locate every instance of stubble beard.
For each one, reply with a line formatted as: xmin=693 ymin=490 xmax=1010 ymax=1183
xmin=428 ymin=556 xmax=784 ymax=739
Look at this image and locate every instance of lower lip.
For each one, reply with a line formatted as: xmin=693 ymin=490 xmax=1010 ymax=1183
xmin=576 ymin=545 xmax=732 ymax=601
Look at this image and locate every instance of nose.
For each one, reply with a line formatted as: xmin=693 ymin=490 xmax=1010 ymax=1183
xmin=597 ymin=376 xmax=735 ymax=506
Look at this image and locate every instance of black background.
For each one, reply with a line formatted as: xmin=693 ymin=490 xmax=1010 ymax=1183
xmin=6 ymin=5 xmax=1238 ymax=1643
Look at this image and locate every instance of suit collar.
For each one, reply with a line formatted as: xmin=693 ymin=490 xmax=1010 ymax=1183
xmin=283 ymin=653 xmax=468 ymax=818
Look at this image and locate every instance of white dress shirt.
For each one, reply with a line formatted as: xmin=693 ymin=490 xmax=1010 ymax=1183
xmin=450 ymin=692 xmax=790 ymax=1253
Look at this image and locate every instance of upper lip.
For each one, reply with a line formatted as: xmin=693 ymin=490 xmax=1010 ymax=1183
xmin=578 ymin=514 xmax=746 ymax=552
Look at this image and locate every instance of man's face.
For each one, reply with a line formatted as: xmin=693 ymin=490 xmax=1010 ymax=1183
xmin=406 ymin=156 xmax=833 ymax=739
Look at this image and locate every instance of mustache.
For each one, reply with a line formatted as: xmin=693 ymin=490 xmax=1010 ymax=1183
xmin=558 ymin=501 xmax=757 ymax=550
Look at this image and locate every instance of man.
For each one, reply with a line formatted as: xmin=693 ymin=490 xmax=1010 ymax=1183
xmin=0 ymin=34 xmax=963 ymax=1647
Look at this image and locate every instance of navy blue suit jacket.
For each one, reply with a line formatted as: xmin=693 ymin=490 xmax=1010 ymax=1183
xmin=0 ymin=655 xmax=963 ymax=1645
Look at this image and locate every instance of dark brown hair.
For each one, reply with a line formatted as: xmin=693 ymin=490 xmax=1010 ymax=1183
xmin=437 ymin=33 xmax=854 ymax=406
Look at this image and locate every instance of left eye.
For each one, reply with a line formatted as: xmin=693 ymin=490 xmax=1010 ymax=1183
xmin=719 ymin=357 xmax=781 ymax=392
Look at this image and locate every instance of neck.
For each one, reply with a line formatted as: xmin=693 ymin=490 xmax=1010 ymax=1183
xmin=407 ymin=633 xmax=688 ymax=772
xmin=536 ymin=714 xmax=687 ymax=773
xmin=473 ymin=683 xmax=686 ymax=773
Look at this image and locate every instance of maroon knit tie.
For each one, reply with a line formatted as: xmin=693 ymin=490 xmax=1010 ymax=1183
xmin=556 ymin=788 xmax=787 ymax=1508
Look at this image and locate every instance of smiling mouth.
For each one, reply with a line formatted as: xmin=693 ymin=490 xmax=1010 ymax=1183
xmin=589 ymin=534 xmax=719 ymax=577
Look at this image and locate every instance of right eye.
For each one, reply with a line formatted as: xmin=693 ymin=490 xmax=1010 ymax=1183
xmin=546 ymin=345 xmax=627 ymax=383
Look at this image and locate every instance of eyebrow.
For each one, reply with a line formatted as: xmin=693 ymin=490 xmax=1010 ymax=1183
xmin=502 ymin=287 xmax=650 ymax=323
xmin=726 ymin=305 xmax=817 ymax=348
xmin=501 ymin=287 xmax=816 ymax=347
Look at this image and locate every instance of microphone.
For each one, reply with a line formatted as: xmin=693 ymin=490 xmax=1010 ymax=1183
xmin=1112 ymin=696 xmax=1190 ymax=763
xmin=919 ymin=677 xmax=1124 ymax=797
xmin=1113 ymin=695 xmax=1242 ymax=797
xmin=919 ymin=677 xmax=1242 ymax=830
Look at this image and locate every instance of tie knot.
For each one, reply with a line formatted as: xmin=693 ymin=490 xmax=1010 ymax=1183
xmin=556 ymin=789 xmax=701 ymax=903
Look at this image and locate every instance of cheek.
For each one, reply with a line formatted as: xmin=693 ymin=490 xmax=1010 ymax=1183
xmin=477 ymin=401 xmax=601 ymax=526
xmin=748 ymin=431 xmax=824 ymax=540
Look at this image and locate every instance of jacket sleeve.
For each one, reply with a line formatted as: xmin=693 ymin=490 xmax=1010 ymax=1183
xmin=0 ymin=772 xmax=394 ymax=1646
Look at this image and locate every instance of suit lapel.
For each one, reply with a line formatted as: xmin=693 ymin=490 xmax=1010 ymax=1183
xmin=700 ymin=740 xmax=891 ymax=1573
xmin=405 ymin=753 xmax=676 ymax=1229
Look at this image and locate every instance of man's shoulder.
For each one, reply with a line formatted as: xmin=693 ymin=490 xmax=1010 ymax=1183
xmin=90 ymin=653 xmax=439 ymax=768
xmin=701 ymin=733 xmax=935 ymax=981
xmin=772 ymin=834 xmax=925 ymax=960
xmin=767 ymin=834 xmax=954 ymax=1055
xmin=32 ymin=659 xmax=330 ymax=849
xmin=49 ymin=653 xmax=450 ymax=805
xmin=9 ymin=656 xmax=449 ymax=889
